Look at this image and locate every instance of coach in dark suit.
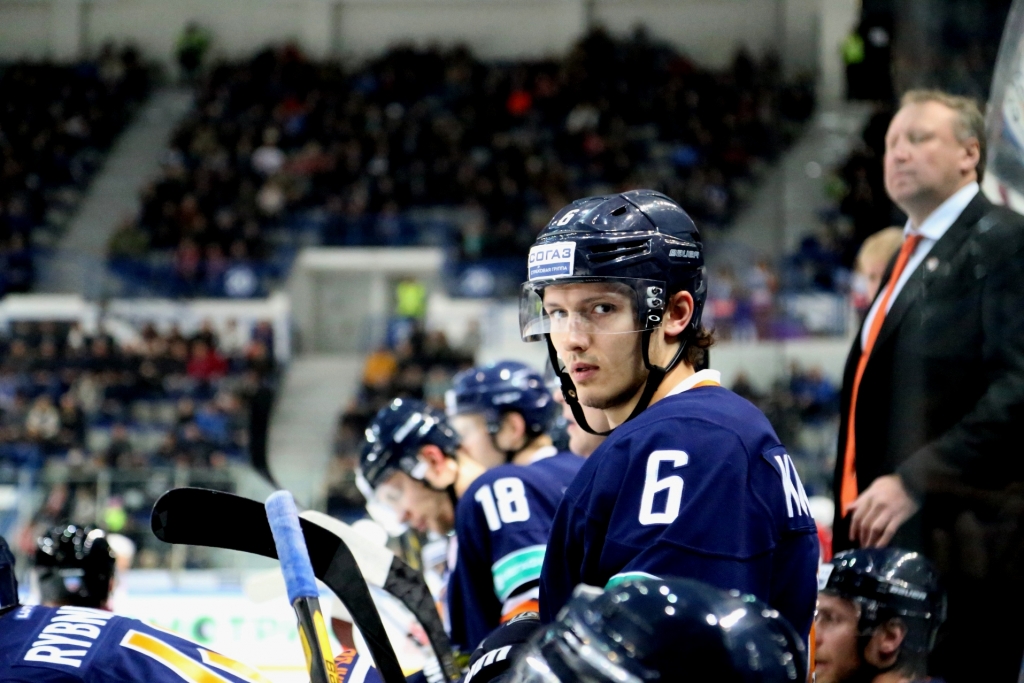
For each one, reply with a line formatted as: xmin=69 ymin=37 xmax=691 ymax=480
xmin=833 ymin=90 xmax=1024 ymax=682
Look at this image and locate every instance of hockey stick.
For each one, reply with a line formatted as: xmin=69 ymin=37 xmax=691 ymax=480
xmin=152 ymin=487 xmax=458 ymax=682
xmin=265 ymin=490 xmax=339 ymax=683
xmin=299 ymin=510 xmax=458 ymax=683
xmin=151 ymin=488 xmax=408 ymax=683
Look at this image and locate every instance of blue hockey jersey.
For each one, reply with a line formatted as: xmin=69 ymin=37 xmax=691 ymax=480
xmin=449 ymin=450 xmax=583 ymax=652
xmin=0 ymin=603 xmax=269 ymax=682
xmin=538 ymin=372 xmax=819 ymax=639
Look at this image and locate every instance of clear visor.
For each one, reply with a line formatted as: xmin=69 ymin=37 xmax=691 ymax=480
xmin=356 ymin=470 xmax=408 ymax=536
xmin=519 ymin=277 xmax=668 ymax=342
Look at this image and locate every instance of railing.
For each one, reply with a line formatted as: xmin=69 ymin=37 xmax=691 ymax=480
xmin=1 ymin=464 xmax=237 ymax=573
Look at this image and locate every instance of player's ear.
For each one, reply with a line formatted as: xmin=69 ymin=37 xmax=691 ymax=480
xmin=661 ymin=290 xmax=694 ymax=341
xmin=419 ymin=444 xmax=457 ymax=488
xmin=500 ymin=411 xmax=527 ymax=441
xmin=867 ymin=618 xmax=907 ymax=666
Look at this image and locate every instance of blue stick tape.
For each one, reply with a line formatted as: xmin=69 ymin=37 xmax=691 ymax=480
xmin=266 ymin=490 xmax=318 ymax=604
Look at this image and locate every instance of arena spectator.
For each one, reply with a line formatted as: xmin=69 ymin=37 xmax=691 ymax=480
xmin=0 ymin=48 xmax=151 ymax=294
xmin=0 ymin=316 xmax=280 ymax=567
xmin=113 ymin=32 xmax=813 ymax=297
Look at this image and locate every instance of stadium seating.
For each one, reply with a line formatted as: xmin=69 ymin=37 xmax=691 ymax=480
xmin=109 ymin=31 xmax=814 ymax=298
xmin=0 ymin=316 xmax=278 ymax=568
xmin=0 ymin=46 xmax=151 ymax=296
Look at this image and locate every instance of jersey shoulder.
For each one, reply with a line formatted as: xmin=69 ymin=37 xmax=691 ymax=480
xmin=1 ymin=604 xmax=259 ymax=683
xmin=609 ymin=385 xmax=783 ymax=458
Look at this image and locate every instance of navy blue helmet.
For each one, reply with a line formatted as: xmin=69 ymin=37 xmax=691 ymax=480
xmin=35 ymin=524 xmax=116 ymax=608
xmin=0 ymin=534 xmax=17 ymax=613
xmin=520 ymin=190 xmax=706 ymax=343
xmin=360 ymin=397 xmax=461 ymax=489
xmin=446 ymin=361 xmax=556 ymax=437
xmin=511 ymin=577 xmax=806 ymax=683
xmin=821 ymin=548 xmax=946 ymax=657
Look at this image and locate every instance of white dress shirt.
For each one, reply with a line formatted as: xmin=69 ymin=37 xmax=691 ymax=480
xmin=860 ymin=182 xmax=980 ymax=349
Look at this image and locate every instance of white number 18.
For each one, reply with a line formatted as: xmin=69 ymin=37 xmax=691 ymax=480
xmin=475 ymin=477 xmax=531 ymax=531
xmin=638 ymin=450 xmax=689 ymax=525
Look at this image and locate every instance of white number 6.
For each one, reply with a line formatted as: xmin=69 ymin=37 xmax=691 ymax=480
xmin=638 ymin=450 xmax=689 ymax=525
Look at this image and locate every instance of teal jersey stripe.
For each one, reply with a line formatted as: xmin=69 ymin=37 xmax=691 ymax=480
xmin=492 ymin=545 xmax=546 ymax=601
xmin=604 ymin=571 xmax=660 ymax=590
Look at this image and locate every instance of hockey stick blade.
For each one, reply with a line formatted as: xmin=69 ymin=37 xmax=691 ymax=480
xmin=152 ymin=488 xmax=406 ymax=683
xmin=300 ymin=510 xmax=459 ymax=683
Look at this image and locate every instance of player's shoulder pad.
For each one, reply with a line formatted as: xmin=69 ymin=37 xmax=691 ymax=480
xmin=464 ymin=613 xmax=541 ymax=683
xmin=761 ymin=448 xmax=817 ymax=532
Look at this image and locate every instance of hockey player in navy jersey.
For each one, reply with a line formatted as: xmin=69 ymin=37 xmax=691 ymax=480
xmin=520 ymin=189 xmax=819 ymax=640
xmin=0 ymin=534 xmax=270 ymax=683
xmin=359 ymin=397 xmax=583 ymax=653
xmin=815 ymin=548 xmax=945 ymax=683
xmin=446 ymin=360 xmax=560 ymax=468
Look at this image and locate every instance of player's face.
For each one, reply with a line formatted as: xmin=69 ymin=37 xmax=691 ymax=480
xmin=543 ymin=283 xmax=647 ymax=412
xmin=884 ymin=101 xmax=978 ymax=218
xmin=814 ymin=593 xmax=862 ymax=683
xmin=450 ymin=412 xmax=505 ymax=469
xmin=375 ymin=470 xmax=454 ymax=535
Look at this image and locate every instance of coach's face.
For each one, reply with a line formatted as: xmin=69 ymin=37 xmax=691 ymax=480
xmin=543 ymin=282 xmax=647 ymax=413
xmin=884 ymin=101 xmax=979 ymax=222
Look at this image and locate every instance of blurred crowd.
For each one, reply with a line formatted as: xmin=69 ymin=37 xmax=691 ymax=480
xmin=0 ymin=46 xmax=151 ymax=295
xmin=326 ymin=322 xmax=477 ymax=518
xmin=0 ymin=317 xmax=278 ymax=568
xmin=108 ymin=29 xmax=813 ymax=295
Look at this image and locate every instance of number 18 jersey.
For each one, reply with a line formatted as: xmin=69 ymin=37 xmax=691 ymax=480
xmin=538 ymin=373 xmax=819 ymax=640
xmin=448 ymin=450 xmax=583 ymax=652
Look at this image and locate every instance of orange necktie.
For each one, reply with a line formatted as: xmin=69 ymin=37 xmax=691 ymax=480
xmin=840 ymin=234 xmax=924 ymax=515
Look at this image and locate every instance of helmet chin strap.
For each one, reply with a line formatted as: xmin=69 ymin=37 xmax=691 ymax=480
xmin=545 ymin=330 xmax=689 ymax=437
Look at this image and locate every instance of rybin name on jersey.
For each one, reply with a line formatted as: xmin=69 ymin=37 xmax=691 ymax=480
xmin=0 ymin=604 xmax=271 ymax=682
xmin=449 ymin=449 xmax=583 ymax=651
xmin=538 ymin=371 xmax=820 ymax=640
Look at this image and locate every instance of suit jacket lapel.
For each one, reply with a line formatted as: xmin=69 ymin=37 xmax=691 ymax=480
xmin=871 ymin=193 xmax=991 ymax=352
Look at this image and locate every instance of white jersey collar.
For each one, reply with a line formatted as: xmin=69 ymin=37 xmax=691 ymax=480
xmin=664 ymin=369 xmax=722 ymax=397
xmin=527 ymin=445 xmax=559 ymax=463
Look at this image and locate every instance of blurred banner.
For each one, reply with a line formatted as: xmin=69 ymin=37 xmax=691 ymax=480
xmin=984 ymin=0 xmax=1024 ymax=214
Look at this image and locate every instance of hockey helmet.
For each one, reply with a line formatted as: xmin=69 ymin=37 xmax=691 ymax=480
xmin=0 ymin=534 xmax=18 ymax=612
xmin=509 ymin=577 xmax=806 ymax=683
xmin=446 ymin=361 xmax=556 ymax=437
xmin=359 ymin=398 xmax=461 ymax=490
xmin=821 ymin=548 xmax=946 ymax=656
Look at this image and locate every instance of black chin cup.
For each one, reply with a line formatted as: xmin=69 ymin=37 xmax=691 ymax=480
xmin=545 ymin=331 xmax=689 ymax=437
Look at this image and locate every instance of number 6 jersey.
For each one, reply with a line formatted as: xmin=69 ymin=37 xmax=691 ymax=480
xmin=538 ymin=370 xmax=820 ymax=640
xmin=448 ymin=449 xmax=583 ymax=652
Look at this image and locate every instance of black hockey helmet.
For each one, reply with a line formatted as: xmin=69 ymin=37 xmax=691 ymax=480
xmin=510 ymin=577 xmax=806 ymax=683
xmin=359 ymin=397 xmax=461 ymax=490
xmin=519 ymin=190 xmax=707 ymax=435
xmin=0 ymin=534 xmax=18 ymax=613
xmin=446 ymin=361 xmax=556 ymax=438
xmin=821 ymin=548 xmax=946 ymax=657
xmin=35 ymin=524 xmax=116 ymax=608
